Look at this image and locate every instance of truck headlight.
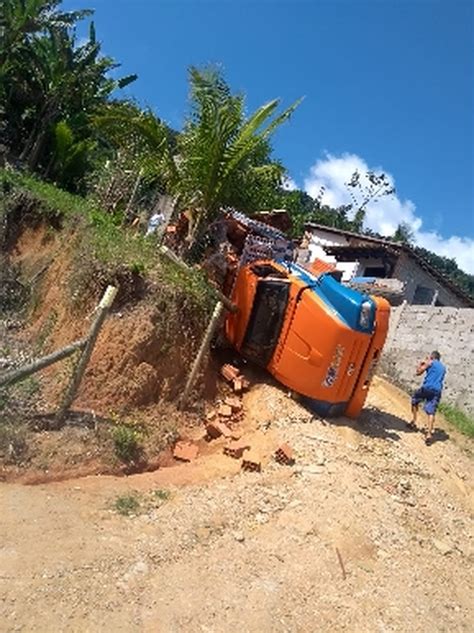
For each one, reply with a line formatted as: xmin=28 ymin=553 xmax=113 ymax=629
xmin=359 ymin=301 xmax=372 ymax=329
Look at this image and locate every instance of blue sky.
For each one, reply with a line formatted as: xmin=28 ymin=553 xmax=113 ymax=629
xmin=65 ymin=0 xmax=474 ymax=272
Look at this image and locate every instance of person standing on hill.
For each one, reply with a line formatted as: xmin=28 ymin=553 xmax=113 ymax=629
xmin=407 ymin=351 xmax=446 ymax=445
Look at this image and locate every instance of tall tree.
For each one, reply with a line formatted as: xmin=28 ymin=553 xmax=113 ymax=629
xmin=392 ymin=222 xmax=414 ymax=244
xmin=172 ymin=66 xmax=302 ymax=241
xmin=0 ymin=1 xmax=136 ymax=189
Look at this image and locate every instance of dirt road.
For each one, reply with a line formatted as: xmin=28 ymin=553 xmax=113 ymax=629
xmin=1 ymin=377 xmax=473 ymax=632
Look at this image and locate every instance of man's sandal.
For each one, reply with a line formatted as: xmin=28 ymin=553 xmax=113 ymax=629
xmin=425 ymin=436 xmax=434 ymax=446
xmin=406 ymin=421 xmax=417 ymax=431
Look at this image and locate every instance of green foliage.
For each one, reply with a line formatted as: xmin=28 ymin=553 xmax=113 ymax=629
xmin=171 ymin=66 xmax=301 ymax=239
xmin=413 ymin=246 xmax=474 ymax=300
xmin=1 ymin=0 xmax=136 ymax=191
xmin=392 ymin=222 xmax=414 ymax=245
xmin=0 ymin=168 xmax=94 ymax=218
xmin=0 ymin=421 xmax=29 ymax=463
xmin=112 ymin=424 xmax=142 ymax=462
xmin=439 ymin=403 xmax=474 ymax=439
xmin=114 ymin=492 xmax=141 ymax=516
xmin=113 ymin=488 xmax=171 ymax=516
xmin=153 ymin=489 xmax=171 ymax=501
xmin=156 ymin=255 xmax=216 ymax=316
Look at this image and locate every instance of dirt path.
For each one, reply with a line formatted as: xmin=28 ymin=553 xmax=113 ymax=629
xmin=1 ymin=376 xmax=473 ymax=632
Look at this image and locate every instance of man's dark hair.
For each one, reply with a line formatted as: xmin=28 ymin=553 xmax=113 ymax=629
xmin=431 ymin=350 xmax=441 ymax=360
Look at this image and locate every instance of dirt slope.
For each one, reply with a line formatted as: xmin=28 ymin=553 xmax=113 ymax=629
xmin=0 ymin=376 xmax=472 ymax=633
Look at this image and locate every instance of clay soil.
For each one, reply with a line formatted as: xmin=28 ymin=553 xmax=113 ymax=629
xmin=0 ymin=376 xmax=472 ymax=633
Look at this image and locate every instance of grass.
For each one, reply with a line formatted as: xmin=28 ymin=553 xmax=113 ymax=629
xmin=0 ymin=168 xmax=155 ymax=272
xmin=1 ymin=167 xmax=218 ymax=322
xmin=112 ymin=424 xmax=143 ymax=463
xmin=439 ymin=403 xmax=474 ymax=439
xmin=114 ymin=492 xmax=141 ymax=516
xmin=153 ymin=488 xmax=171 ymax=502
xmin=0 ymin=419 xmax=29 ymax=464
xmin=113 ymin=488 xmax=171 ymax=516
xmin=1 ymin=168 xmax=97 ymax=219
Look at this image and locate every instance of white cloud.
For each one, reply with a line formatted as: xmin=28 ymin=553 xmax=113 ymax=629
xmin=303 ymin=152 xmax=474 ymax=274
xmin=415 ymin=232 xmax=474 ymax=275
xmin=282 ymin=175 xmax=298 ymax=191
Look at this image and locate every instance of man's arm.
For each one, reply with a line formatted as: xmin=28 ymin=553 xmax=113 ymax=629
xmin=416 ymin=357 xmax=432 ymax=375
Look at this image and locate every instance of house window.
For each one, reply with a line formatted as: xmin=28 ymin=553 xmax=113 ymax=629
xmin=413 ymin=285 xmax=435 ymax=305
xmin=363 ymin=266 xmax=387 ymax=278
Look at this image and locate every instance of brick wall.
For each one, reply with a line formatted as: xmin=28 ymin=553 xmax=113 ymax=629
xmin=380 ymin=304 xmax=474 ymax=415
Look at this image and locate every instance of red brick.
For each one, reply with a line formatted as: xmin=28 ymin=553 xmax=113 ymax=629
xmin=233 ymin=377 xmax=243 ymax=393
xmin=223 ymin=440 xmax=250 ymax=459
xmin=241 ymin=454 xmax=262 ymax=472
xmin=218 ymin=404 xmax=233 ymax=417
xmin=224 ymin=396 xmax=242 ymax=412
xmin=206 ymin=421 xmax=233 ymax=439
xmin=221 ymin=364 xmax=240 ymax=382
xmin=173 ymin=441 xmax=199 ymax=462
xmin=274 ymin=443 xmax=294 ymax=466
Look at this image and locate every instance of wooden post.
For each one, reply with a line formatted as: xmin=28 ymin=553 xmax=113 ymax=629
xmin=180 ymin=300 xmax=225 ymax=410
xmin=56 ymin=285 xmax=118 ymax=423
xmin=0 ymin=338 xmax=87 ymax=388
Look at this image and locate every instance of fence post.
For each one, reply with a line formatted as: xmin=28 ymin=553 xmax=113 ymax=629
xmin=56 ymin=285 xmax=118 ymax=423
xmin=0 ymin=338 xmax=87 ymax=388
xmin=180 ymin=300 xmax=225 ymax=410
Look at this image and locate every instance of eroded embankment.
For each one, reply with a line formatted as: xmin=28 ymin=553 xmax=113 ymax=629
xmin=0 ymin=174 xmax=217 ymax=481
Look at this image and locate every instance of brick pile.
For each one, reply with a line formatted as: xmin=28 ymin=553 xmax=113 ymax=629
xmin=220 ymin=363 xmax=250 ymax=394
xmin=172 ymin=362 xmax=296 ymax=472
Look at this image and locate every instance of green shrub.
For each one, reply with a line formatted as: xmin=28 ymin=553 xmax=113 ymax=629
xmin=114 ymin=492 xmax=140 ymax=516
xmin=439 ymin=403 xmax=474 ymax=439
xmin=153 ymin=488 xmax=170 ymax=501
xmin=0 ymin=421 xmax=28 ymax=463
xmin=112 ymin=424 xmax=142 ymax=462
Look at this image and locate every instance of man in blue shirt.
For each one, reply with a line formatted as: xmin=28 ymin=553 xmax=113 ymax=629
xmin=407 ymin=351 xmax=446 ymax=445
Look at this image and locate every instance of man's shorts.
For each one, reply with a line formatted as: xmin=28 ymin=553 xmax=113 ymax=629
xmin=411 ymin=387 xmax=441 ymax=415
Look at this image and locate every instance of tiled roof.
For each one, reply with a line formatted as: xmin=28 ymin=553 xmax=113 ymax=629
xmin=305 ymin=223 xmax=473 ymax=307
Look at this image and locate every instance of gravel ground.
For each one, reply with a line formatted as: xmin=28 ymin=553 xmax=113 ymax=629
xmin=0 ymin=376 xmax=473 ymax=632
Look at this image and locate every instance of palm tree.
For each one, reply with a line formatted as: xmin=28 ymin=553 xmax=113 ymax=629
xmin=173 ymin=66 xmax=302 ymax=241
xmin=95 ymin=66 xmax=301 ymax=243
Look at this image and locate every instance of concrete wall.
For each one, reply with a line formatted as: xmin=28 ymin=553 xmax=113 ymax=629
xmin=380 ymin=304 xmax=474 ymax=415
xmin=393 ymin=253 xmax=464 ymax=307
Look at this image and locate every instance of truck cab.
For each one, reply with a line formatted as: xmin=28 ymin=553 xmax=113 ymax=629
xmin=225 ymin=259 xmax=390 ymax=418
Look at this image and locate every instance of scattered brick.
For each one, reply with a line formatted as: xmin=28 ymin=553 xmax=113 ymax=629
xmin=206 ymin=410 xmax=216 ymax=421
xmin=242 ymin=453 xmax=262 ymax=473
xmin=173 ymin=441 xmax=199 ymax=462
xmin=224 ymin=396 xmax=242 ymax=412
xmin=233 ymin=377 xmax=243 ymax=393
xmin=221 ymin=364 xmax=240 ymax=382
xmin=218 ymin=404 xmax=233 ymax=417
xmin=223 ymin=440 xmax=250 ymax=459
xmin=274 ymin=443 xmax=294 ymax=466
xmin=206 ymin=421 xmax=233 ymax=439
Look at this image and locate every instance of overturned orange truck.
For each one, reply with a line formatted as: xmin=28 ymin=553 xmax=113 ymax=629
xmin=225 ymin=255 xmax=390 ymax=418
